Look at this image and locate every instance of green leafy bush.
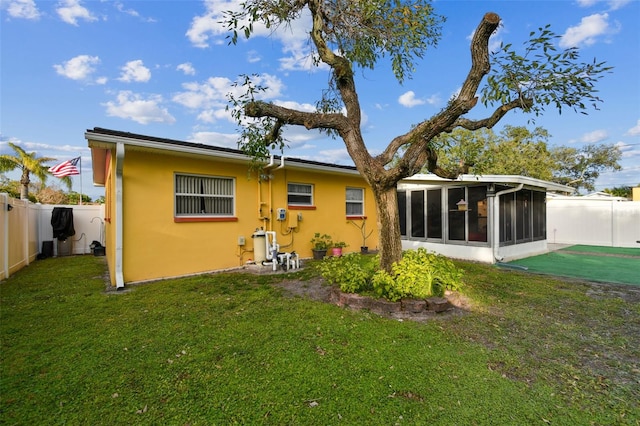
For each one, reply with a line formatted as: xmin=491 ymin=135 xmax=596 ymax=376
xmin=318 ymin=249 xmax=463 ymax=301
xmin=317 ymin=253 xmax=378 ymax=293
xmin=310 ymin=233 xmax=333 ymax=250
xmin=372 ymin=248 xmax=464 ymax=301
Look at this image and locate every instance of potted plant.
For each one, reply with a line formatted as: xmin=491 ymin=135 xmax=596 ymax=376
xmin=331 ymin=241 xmax=348 ymax=257
xmin=310 ymin=233 xmax=332 ymax=259
xmin=349 ymin=218 xmax=374 ymax=254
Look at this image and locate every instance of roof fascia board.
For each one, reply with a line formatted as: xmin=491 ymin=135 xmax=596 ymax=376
xmin=85 ymin=131 xmax=248 ymax=162
xmin=400 ymin=173 xmax=574 ymax=193
xmin=85 ymin=130 xmax=361 ymax=177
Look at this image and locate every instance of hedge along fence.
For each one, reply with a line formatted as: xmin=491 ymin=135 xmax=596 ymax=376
xmin=1 ymin=193 xmax=104 ymax=280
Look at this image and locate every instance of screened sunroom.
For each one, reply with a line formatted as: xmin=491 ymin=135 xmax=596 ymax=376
xmin=397 ymin=174 xmax=573 ymax=263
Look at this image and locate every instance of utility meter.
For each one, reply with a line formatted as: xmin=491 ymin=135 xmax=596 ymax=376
xmin=277 ymin=208 xmax=286 ymax=221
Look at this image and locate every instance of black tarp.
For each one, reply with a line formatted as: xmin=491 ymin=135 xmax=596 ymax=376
xmin=51 ymin=207 xmax=75 ymax=241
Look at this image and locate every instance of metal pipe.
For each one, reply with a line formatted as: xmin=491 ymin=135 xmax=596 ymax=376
xmin=114 ymin=142 xmax=125 ymax=289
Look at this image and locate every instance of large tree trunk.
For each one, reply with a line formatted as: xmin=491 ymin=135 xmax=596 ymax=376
xmin=372 ymin=185 xmax=403 ymax=273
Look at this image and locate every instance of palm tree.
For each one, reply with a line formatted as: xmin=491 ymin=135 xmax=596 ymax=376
xmin=0 ymin=142 xmax=70 ymax=200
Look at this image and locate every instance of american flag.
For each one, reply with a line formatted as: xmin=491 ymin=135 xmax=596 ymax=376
xmin=49 ymin=157 xmax=81 ymax=178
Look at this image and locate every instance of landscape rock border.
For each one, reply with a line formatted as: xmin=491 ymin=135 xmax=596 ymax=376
xmin=330 ymin=287 xmax=453 ymax=314
xmin=274 ymin=277 xmax=471 ymax=322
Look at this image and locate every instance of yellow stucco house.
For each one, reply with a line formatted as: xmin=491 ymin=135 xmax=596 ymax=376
xmin=86 ymin=128 xmax=379 ymax=288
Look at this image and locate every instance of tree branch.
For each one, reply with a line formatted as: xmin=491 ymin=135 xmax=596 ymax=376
xmin=387 ymin=12 xmax=501 ymax=179
xmin=448 ymin=97 xmax=534 ymax=131
xmin=244 ymin=101 xmax=347 ymax=131
xmin=308 ymin=0 xmax=361 ymax=127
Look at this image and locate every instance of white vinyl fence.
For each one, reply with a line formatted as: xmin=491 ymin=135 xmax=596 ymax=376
xmin=1 ymin=193 xmax=105 ymax=280
xmin=547 ymin=196 xmax=640 ymax=248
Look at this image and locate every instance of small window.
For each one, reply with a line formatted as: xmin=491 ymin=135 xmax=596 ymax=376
xmin=288 ymin=183 xmax=313 ymax=206
xmin=346 ymin=187 xmax=364 ymax=216
xmin=175 ymin=174 xmax=234 ymax=217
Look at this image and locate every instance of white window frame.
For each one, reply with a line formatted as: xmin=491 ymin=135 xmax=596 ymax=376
xmin=346 ymin=187 xmax=365 ymax=216
xmin=174 ymin=173 xmax=235 ymax=217
xmin=287 ymin=182 xmax=314 ymax=206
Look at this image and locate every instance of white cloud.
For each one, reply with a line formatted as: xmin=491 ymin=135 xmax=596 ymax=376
xmin=615 ymin=141 xmax=640 ymax=158
xmin=173 ymin=76 xmax=236 ymax=110
xmin=577 ymin=0 xmax=631 ymax=10
xmin=625 ymin=119 xmax=640 ymax=136
xmin=247 ymin=50 xmax=261 ymax=63
xmin=188 ymin=131 xmax=239 ymax=148
xmin=112 ymin=1 xmax=156 ymax=22
xmin=104 ymin=91 xmax=176 ymax=124
xmin=5 ymin=0 xmax=40 ymax=20
xmin=398 ymin=91 xmax=425 ymax=108
xmin=197 ymin=109 xmax=231 ymax=123
xmin=425 ymin=94 xmax=440 ymax=106
xmin=185 ymin=0 xmax=319 ymax=72
xmin=185 ymin=0 xmax=239 ymax=48
xmin=559 ymin=13 xmax=613 ymax=48
xmin=314 ymin=148 xmax=352 ymax=164
xmin=53 ymin=55 xmax=100 ymax=81
xmin=173 ymin=73 xmax=284 ymax=123
xmin=607 ymin=0 xmax=632 ymax=10
xmin=177 ymin=63 xmax=196 ymax=75
xmin=118 ymin=60 xmax=151 ymax=83
xmin=581 ymin=129 xmax=609 ymax=143
xmin=56 ymin=0 xmax=97 ymax=26
xmin=278 ymin=40 xmax=322 ymax=72
xmin=274 ymin=100 xmax=316 ymax=113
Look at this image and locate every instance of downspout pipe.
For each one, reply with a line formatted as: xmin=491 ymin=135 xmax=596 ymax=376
xmin=264 ymin=155 xmax=276 ymax=170
xmin=274 ymin=156 xmax=285 ymax=170
xmin=259 ymin=155 xmax=277 ymax=227
xmin=492 ymin=183 xmax=523 ymax=263
xmin=264 ymin=156 xmax=286 ymax=231
xmin=2 ymin=193 xmax=8 ymax=280
xmin=114 ymin=142 xmax=125 ymax=289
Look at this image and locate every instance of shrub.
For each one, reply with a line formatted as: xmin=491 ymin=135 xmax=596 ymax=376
xmin=317 ymin=253 xmax=377 ymax=293
xmin=310 ymin=233 xmax=333 ymax=250
xmin=318 ymin=249 xmax=464 ymax=301
xmin=372 ymin=248 xmax=464 ymax=301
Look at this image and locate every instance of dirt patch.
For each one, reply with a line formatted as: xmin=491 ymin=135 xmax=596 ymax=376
xmin=584 ymin=281 xmax=640 ymax=303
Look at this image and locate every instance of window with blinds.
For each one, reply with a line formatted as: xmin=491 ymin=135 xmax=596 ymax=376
xmin=175 ymin=174 xmax=234 ymax=216
xmin=287 ymin=183 xmax=313 ymax=206
xmin=346 ymin=187 xmax=364 ymax=216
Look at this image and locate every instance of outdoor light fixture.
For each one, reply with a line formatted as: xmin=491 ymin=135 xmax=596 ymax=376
xmin=7 ymin=204 xmax=13 ymax=211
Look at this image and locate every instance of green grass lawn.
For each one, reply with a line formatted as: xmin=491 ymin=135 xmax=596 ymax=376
xmin=1 ymin=256 xmax=638 ymax=425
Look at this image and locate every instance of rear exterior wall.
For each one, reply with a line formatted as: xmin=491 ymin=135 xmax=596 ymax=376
xmin=106 ymin=148 xmax=378 ymax=284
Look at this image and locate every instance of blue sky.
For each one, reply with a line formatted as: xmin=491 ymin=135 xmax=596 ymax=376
xmin=1 ymin=0 xmax=638 ymax=200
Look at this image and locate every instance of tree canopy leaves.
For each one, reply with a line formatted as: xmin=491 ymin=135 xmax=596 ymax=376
xmin=482 ymin=25 xmax=613 ymax=118
xmin=430 ymin=126 xmax=622 ymax=193
xmin=0 ymin=142 xmax=61 ymax=200
xmin=222 ymin=1 xmax=612 ymax=271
